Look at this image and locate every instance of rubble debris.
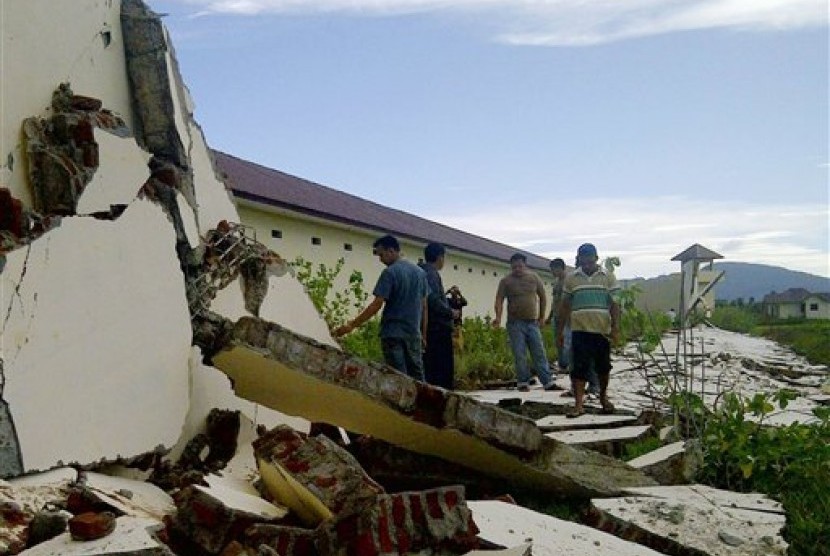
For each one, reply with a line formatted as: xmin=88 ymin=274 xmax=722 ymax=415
xmin=195 ymin=313 xmax=656 ymax=498
xmin=546 ymin=425 xmax=656 ymax=458
xmin=150 ymin=409 xmax=242 ymax=493
xmin=253 ymin=426 xmax=384 ymax=526
xmin=26 ymin=509 xmax=68 ymax=547
xmin=315 ymin=486 xmax=480 ymax=555
xmin=347 ymin=436 xmax=503 ymax=497
xmin=470 ymin=500 xmax=664 ymax=556
xmin=23 ymin=84 xmax=131 ymax=216
xmin=587 ymin=484 xmax=788 ymax=555
xmin=68 ymin=510 xmax=117 ymax=541
xmin=167 ymin=483 xmax=286 ymax=555
xmin=627 ymin=440 xmax=703 ymax=486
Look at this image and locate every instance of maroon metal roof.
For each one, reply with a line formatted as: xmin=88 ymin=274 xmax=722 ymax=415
xmin=214 ymin=150 xmax=552 ymax=270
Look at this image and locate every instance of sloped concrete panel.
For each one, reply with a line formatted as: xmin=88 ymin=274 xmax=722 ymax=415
xmin=201 ymin=316 xmax=656 ymax=498
xmin=1 ymin=200 xmax=191 ymax=474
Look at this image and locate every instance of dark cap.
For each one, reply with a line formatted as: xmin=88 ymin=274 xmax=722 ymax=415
xmin=577 ymin=243 xmax=598 ymax=257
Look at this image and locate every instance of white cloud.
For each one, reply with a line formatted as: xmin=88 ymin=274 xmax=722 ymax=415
xmin=176 ymin=0 xmax=828 ymax=45
xmin=431 ymin=196 xmax=830 ymax=279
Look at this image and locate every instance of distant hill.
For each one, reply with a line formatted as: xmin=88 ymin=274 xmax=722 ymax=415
xmin=620 ymin=262 xmax=830 ymax=312
xmin=711 ymin=262 xmax=830 ymax=302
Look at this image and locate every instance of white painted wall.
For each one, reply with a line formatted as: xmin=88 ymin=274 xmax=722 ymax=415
xmin=236 ymin=201 xmax=555 ymax=319
xmin=803 ymin=296 xmax=830 ymax=320
xmin=0 ymin=0 xmax=339 ymax=476
xmin=2 ymin=200 xmax=192 ymax=472
xmin=0 ymin=0 xmax=134 ymax=205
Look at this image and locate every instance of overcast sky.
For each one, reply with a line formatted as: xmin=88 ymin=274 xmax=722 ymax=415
xmin=147 ymin=0 xmax=828 ymax=279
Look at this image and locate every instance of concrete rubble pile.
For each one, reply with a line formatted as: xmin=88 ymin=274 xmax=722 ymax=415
xmin=0 ymin=0 xmax=822 ymax=554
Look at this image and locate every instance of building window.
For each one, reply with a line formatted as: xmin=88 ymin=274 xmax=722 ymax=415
xmin=493 ymin=272 xmax=498 ymax=277
xmin=311 ymin=237 xmax=321 ymax=245
xmin=468 ymin=268 xmax=473 ymax=273
xmin=481 ymin=270 xmax=486 ymax=275
xmin=271 ymin=230 xmax=282 ymax=239
xmin=454 ymin=265 xmax=458 ymax=271
xmin=810 ymin=303 xmax=819 ymax=311
xmin=344 ymin=243 xmax=353 ymax=251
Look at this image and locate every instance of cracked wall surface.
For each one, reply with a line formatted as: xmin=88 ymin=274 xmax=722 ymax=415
xmin=0 ymin=0 xmax=332 ymax=479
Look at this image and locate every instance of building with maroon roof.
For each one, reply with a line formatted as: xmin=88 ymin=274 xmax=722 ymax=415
xmin=214 ymin=151 xmax=554 ymax=318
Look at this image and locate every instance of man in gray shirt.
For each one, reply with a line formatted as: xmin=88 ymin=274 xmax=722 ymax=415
xmin=334 ymin=235 xmax=428 ymax=381
xmin=493 ymin=253 xmax=556 ymax=392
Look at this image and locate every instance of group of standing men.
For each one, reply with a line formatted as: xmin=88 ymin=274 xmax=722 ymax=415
xmin=333 ymin=235 xmax=619 ymax=418
xmin=333 ymin=235 xmax=464 ymax=389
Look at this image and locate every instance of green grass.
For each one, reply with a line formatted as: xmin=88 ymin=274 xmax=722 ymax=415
xmin=755 ymin=320 xmax=830 ymax=366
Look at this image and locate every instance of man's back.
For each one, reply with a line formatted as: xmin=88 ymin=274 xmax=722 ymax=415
xmin=374 ymin=259 xmax=427 ymax=338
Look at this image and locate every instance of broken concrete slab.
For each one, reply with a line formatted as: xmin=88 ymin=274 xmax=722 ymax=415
xmin=627 ymin=441 xmax=702 ymax=485
xmin=536 ymin=413 xmax=639 ymax=432
xmin=1 ymin=200 xmax=191 ymax=476
xmin=19 ymin=516 xmax=173 ymax=556
xmin=253 ymin=426 xmax=384 ymax=526
xmin=546 ymin=425 xmax=655 ymax=457
xmin=315 ymin=486 xmax=480 ymax=556
xmin=199 ymin=315 xmax=656 ymax=498
xmin=589 ymin=484 xmax=788 ymax=555
xmin=469 ymin=500 xmax=665 ymax=555
xmin=75 ymin=129 xmax=150 ymax=215
xmin=84 ymin=472 xmax=175 ymax=522
xmin=169 ymin=482 xmax=287 ymax=555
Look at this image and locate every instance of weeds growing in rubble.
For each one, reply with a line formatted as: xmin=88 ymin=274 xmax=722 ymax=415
xmin=673 ymin=390 xmax=830 ymax=555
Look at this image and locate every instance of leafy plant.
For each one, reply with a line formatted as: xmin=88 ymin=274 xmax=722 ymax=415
xmin=291 ymin=256 xmax=382 ymax=362
xmin=695 ymin=391 xmax=830 ymax=554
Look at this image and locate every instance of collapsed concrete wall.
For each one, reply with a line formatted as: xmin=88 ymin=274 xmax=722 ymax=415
xmin=0 ymin=0 xmax=332 ymax=479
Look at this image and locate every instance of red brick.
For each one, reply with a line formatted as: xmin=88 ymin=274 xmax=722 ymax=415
xmin=426 ymin=490 xmax=443 ymax=519
xmin=68 ymin=511 xmax=116 ymax=541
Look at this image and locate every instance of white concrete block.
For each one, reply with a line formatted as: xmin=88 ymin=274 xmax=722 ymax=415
xmin=85 ymin=472 xmax=175 ymax=522
xmin=2 ymin=200 xmax=191 ymax=472
xmin=547 ymin=425 xmax=653 ymax=445
xmin=75 ymin=129 xmax=150 ymax=215
xmin=469 ymin=500 xmax=663 ymax=555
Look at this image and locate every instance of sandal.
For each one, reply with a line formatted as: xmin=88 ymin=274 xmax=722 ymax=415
xmin=600 ymin=400 xmax=616 ymax=414
xmin=566 ymin=407 xmax=585 ymax=419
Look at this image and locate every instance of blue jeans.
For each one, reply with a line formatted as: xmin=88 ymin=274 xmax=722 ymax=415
xmin=506 ymin=320 xmax=551 ymax=386
xmin=381 ymin=337 xmax=425 ymax=381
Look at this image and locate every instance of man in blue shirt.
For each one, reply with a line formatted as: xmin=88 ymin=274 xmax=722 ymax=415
xmin=334 ymin=235 xmax=428 ymax=381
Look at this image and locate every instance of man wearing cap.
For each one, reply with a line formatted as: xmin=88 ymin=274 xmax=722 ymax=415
xmin=493 ymin=253 xmax=557 ymax=392
xmin=558 ymin=243 xmax=621 ymax=417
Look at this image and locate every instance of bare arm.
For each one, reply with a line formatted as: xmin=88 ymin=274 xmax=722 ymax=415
xmin=536 ymin=281 xmax=547 ymax=327
xmin=333 ymin=296 xmax=385 ymax=337
xmin=493 ymin=293 xmax=504 ymax=328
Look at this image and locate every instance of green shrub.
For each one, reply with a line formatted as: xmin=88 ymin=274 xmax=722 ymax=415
xmin=693 ymin=391 xmax=830 ymax=554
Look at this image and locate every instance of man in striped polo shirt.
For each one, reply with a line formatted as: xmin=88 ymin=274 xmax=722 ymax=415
xmin=557 ymin=243 xmax=620 ymax=417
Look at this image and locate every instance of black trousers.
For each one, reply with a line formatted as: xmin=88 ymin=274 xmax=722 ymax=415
xmin=424 ymin=327 xmax=455 ymax=389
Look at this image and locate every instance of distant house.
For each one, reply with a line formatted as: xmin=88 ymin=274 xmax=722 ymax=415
xmin=762 ymin=288 xmax=830 ymax=320
xmin=214 ymin=151 xmax=553 ymax=318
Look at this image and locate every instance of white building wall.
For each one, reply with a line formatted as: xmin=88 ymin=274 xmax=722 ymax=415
xmin=0 ymin=0 xmax=328 ymax=476
xmin=803 ymin=296 xmax=830 ymax=320
xmin=236 ymin=201 xmax=555 ymax=319
xmin=0 ymin=1 xmax=134 ymax=204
